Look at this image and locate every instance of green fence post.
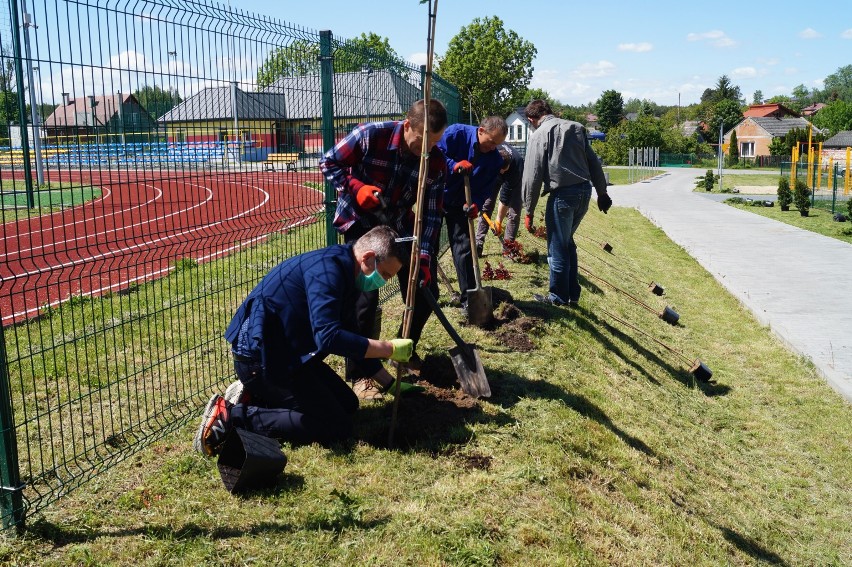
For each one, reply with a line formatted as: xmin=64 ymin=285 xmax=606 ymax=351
xmin=0 ymin=327 xmax=24 ymax=532
xmin=319 ymin=30 xmax=337 ymax=247
xmin=9 ymin=0 xmax=35 ymax=208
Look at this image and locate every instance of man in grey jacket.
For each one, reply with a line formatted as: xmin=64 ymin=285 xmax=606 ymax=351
xmin=521 ymin=99 xmax=612 ymax=306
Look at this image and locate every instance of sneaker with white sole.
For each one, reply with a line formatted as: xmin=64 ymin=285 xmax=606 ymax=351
xmin=193 ymin=394 xmax=233 ymax=457
xmin=223 ymin=380 xmax=250 ymax=405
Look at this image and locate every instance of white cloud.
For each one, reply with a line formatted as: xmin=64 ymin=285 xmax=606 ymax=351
xmin=529 ymin=69 xmax=595 ymax=104
xmin=841 ymin=29 xmax=852 ymax=39
xmin=687 ymin=30 xmax=737 ymax=48
xmin=757 ymin=57 xmax=779 ymax=66
xmin=572 ymin=60 xmax=616 ymax=79
xmin=732 ymin=67 xmax=757 ymax=79
xmin=799 ymin=28 xmax=822 ymax=39
xmin=408 ymin=52 xmax=428 ymax=66
xmin=617 ymin=42 xmax=653 ymax=53
xmin=784 ymin=67 xmax=798 ymax=75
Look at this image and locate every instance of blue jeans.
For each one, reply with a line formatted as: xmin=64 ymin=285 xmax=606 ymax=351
xmin=544 ymin=183 xmax=592 ymax=304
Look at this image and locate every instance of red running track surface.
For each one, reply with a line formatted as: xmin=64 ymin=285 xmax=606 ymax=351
xmin=0 ymin=168 xmax=327 ymax=325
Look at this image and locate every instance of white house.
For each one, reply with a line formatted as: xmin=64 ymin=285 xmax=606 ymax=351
xmin=505 ymin=108 xmax=530 ymax=145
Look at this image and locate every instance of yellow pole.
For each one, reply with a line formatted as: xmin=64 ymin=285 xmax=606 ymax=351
xmin=846 ymin=147 xmax=851 ymax=195
xmin=790 ymin=145 xmax=797 ymax=187
xmin=816 ymin=142 xmax=823 ymax=190
xmin=805 ymin=126 xmax=813 ymax=187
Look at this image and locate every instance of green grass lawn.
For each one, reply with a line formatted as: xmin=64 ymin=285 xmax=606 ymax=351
xmin=691 ymin=172 xmax=783 ymax=194
xmin=1 ymin=207 xmax=850 ymax=566
xmin=725 ymin=199 xmax=852 ymax=245
xmin=0 ymin=182 xmax=102 ymax=223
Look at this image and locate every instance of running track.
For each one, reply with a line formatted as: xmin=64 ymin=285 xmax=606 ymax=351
xmin=0 ymin=168 xmax=326 ymax=325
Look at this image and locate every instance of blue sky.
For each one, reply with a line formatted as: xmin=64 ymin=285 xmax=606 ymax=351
xmin=237 ymin=0 xmax=852 ymax=107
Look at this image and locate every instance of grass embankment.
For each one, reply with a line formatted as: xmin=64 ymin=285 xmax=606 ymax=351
xmin=2 ymin=207 xmax=850 ymax=565
xmin=0 ymin=181 xmax=102 ymax=222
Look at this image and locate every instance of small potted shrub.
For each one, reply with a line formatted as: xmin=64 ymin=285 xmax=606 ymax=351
xmin=777 ymin=178 xmax=792 ymax=211
xmin=847 ymin=197 xmax=852 ymax=219
xmin=793 ymin=179 xmax=810 ymax=217
xmin=704 ymin=169 xmax=714 ymax=192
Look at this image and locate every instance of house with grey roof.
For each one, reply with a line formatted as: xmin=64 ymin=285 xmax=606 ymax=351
xmin=158 ymin=85 xmax=286 ymax=159
xmin=43 ymin=92 xmax=157 ymax=144
xmin=264 ymin=68 xmax=420 ymax=153
xmin=724 ymin=116 xmax=815 ymax=159
xmin=824 ymin=130 xmax=852 ymax=149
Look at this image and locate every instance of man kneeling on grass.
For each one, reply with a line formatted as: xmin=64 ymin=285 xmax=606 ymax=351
xmin=193 ymin=225 xmax=423 ymax=457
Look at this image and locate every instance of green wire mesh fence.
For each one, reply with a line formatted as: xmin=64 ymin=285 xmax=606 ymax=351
xmin=0 ymin=0 xmax=459 ymax=529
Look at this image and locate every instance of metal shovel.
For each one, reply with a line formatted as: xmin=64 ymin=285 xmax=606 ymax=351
xmin=463 ymin=174 xmax=493 ymax=326
xmin=421 ymin=287 xmax=491 ymax=398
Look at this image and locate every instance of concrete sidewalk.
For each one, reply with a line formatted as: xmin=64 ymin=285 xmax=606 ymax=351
xmin=607 ymin=168 xmax=852 ymax=402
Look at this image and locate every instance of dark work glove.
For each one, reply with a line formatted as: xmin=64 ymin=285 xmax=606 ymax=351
xmin=463 ymin=203 xmax=479 ymax=219
xmin=418 ymin=253 xmax=432 ymax=288
xmin=597 ymin=191 xmax=612 ymax=214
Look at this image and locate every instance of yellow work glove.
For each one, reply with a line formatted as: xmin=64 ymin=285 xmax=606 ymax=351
xmin=389 ymin=338 xmax=413 ymax=362
xmin=494 ymin=219 xmax=503 ymax=236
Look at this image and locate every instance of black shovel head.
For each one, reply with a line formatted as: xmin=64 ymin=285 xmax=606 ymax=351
xmin=449 ymin=344 xmax=490 ymax=398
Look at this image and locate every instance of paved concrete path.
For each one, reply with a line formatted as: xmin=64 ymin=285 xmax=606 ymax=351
xmin=607 ymin=168 xmax=852 ymax=402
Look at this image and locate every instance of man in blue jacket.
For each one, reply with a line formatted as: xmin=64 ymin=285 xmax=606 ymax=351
xmin=193 ymin=226 xmax=420 ymax=457
xmin=437 ymin=116 xmax=507 ymax=313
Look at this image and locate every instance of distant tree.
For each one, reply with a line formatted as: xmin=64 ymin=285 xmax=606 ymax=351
xmin=810 ymin=100 xmax=852 ymax=136
xmin=783 ymin=127 xmax=825 ymax=157
xmin=334 ymin=32 xmax=408 ymax=74
xmin=133 ymin=85 xmax=182 ymax=119
xmin=624 ymin=115 xmax=664 ymax=148
xmin=728 ymin=130 xmax=739 ymax=165
xmin=1 ymin=43 xmax=20 ymax=126
xmin=708 ymin=99 xmax=743 ymax=137
xmin=257 ymin=40 xmax=320 ymax=87
xmin=822 ymin=64 xmax=852 ymax=102
xmin=789 ymin=84 xmax=812 ymax=112
xmin=595 ymin=89 xmax=624 ymax=132
xmin=752 ymin=90 xmax=764 ymax=105
xmin=438 ymin=16 xmax=536 ymax=120
xmin=713 ymin=75 xmax=743 ymax=104
xmin=768 ymin=136 xmax=787 ymax=157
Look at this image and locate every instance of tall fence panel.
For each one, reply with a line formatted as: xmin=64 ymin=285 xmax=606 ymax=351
xmin=0 ymin=0 xmax=458 ymax=529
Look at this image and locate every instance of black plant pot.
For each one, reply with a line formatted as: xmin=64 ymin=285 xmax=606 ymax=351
xmin=601 ymin=242 xmax=613 ymax=253
xmin=799 ymin=210 xmax=809 ymax=217
xmin=690 ymin=359 xmax=713 ymax=382
xmin=648 ymin=282 xmax=665 ymax=296
xmin=659 ymin=305 xmax=680 ymax=325
xmin=780 ymin=205 xmax=789 ymax=211
xmin=217 ymin=428 xmax=287 ymax=494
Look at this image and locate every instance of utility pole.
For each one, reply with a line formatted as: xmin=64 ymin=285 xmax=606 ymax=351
xmin=22 ymin=9 xmax=44 ymax=185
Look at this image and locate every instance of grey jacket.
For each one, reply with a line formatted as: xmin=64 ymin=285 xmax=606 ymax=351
xmin=522 ymin=114 xmax=608 ymax=216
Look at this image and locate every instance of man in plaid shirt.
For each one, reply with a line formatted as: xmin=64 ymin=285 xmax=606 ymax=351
xmin=320 ymin=99 xmax=448 ymax=398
